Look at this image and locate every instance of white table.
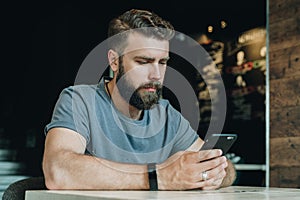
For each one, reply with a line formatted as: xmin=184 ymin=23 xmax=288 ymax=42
xmin=25 ymin=186 xmax=300 ymax=200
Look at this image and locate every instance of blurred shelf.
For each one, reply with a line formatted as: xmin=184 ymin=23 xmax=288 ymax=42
xmin=0 ymin=161 xmax=26 ymax=175
xmin=234 ymin=164 xmax=266 ymax=171
xmin=0 ymin=149 xmax=17 ymax=161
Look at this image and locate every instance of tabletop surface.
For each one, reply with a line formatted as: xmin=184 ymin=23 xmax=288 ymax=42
xmin=25 ymin=186 xmax=300 ymax=200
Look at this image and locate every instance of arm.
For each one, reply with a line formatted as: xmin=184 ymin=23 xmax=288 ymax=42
xmin=43 ymin=128 xmax=149 ymax=190
xmin=43 ymin=129 xmax=235 ymax=190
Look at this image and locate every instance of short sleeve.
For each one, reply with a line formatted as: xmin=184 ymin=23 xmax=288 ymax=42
xmin=171 ymin=115 xmax=199 ymax=154
xmin=44 ymin=86 xmax=90 ymax=143
xmin=161 ymin=100 xmax=199 ymax=155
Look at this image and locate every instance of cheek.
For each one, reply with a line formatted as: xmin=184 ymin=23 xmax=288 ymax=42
xmin=124 ymin=67 xmax=148 ymax=86
xmin=160 ymin=67 xmax=167 ymax=79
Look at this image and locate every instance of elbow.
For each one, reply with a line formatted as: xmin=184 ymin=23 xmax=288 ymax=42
xmin=44 ymin=175 xmax=62 ymax=190
xmin=44 ymin=177 xmax=59 ymax=190
xmin=43 ymin=162 xmax=67 ymax=190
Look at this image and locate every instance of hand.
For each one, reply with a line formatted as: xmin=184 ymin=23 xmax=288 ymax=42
xmin=156 ymin=149 xmax=228 ymax=190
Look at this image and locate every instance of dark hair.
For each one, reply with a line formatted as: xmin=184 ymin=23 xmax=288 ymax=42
xmin=107 ymin=9 xmax=175 ymax=54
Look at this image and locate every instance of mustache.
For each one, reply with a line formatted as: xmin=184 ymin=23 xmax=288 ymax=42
xmin=137 ymin=82 xmax=162 ymax=90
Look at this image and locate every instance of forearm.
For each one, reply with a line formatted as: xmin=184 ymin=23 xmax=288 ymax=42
xmin=43 ymin=151 xmax=149 ymax=190
xmin=220 ymin=159 xmax=236 ymax=188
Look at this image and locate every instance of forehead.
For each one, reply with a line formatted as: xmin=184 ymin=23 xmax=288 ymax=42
xmin=122 ymin=32 xmax=169 ymax=56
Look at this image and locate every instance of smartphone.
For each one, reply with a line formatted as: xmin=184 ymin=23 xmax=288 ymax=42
xmin=200 ymin=133 xmax=237 ymax=155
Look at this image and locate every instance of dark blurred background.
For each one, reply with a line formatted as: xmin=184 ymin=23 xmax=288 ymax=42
xmin=0 ymin=0 xmax=266 ymax=189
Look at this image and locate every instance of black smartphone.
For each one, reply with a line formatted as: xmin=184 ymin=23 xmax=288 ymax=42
xmin=200 ymin=133 xmax=238 ymax=155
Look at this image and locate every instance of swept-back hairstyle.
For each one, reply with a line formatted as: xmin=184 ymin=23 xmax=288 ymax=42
xmin=107 ymin=9 xmax=175 ymax=54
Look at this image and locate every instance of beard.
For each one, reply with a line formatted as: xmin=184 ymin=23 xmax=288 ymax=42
xmin=116 ymin=59 xmax=162 ymax=110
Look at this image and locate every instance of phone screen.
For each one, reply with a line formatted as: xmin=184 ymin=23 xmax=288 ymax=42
xmin=200 ymin=133 xmax=237 ymax=155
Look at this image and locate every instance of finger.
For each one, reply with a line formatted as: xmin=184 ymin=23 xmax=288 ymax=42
xmin=201 ymin=185 xmax=220 ymax=190
xmin=212 ymin=168 xmax=227 ymax=182
xmin=202 ymin=168 xmax=227 ymax=190
xmin=188 ymin=170 xmax=225 ymax=190
xmin=198 ymin=156 xmax=227 ymax=173
xmin=212 ymin=177 xmax=223 ymax=186
xmin=198 ymin=149 xmax=223 ymax=162
xmin=198 ymin=176 xmax=223 ymax=190
xmin=196 ymin=159 xmax=227 ymax=182
xmin=203 ymin=173 xmax=225 ymax=190
xmin=200 ymin=171 xmax=209 ymax=182
xmin=187 ymin=179 xmax=215 ymax=190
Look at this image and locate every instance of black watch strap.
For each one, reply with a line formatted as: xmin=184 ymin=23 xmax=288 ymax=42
xmin=147 ymin=163 xmax=158 ymax=191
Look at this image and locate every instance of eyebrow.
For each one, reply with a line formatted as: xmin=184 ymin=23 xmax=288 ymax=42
xmin=134 ymin=56 xmax=170 ymax=62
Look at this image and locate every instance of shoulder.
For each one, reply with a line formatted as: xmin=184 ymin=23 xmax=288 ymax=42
xmin=61 ymin=84 xmax=98 ymax=93
xmin=59 ymin=84 xmax=98 ymax=97
xmin=55 ymin=84 xmax=99 ymax=105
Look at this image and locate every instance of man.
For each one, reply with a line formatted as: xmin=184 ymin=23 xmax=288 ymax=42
xmin=42 ymin=9 xmax=236 ymax=190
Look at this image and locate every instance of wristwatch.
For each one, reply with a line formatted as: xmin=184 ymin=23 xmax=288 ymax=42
xmin=147 ymin=163 xmax=158 ymax=191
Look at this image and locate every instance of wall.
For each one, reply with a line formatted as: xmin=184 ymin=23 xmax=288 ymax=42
xmin=269 ymin=0 xmax=300 ymax=187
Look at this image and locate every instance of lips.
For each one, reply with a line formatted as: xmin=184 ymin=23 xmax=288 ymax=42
xmin=139 ymin=82 xmax=161 ymax=93
xmin=144 ymin=87 xmax=156 ymax=92
xmin=142 ymin=85 xmax=156 ymax=92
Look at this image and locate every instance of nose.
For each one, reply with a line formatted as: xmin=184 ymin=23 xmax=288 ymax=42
xmin=149 ymin=64 xmax=162 ymax=81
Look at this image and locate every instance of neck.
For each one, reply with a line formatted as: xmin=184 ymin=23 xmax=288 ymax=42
xmin=106 ymin=81 xmax=143 ymax=120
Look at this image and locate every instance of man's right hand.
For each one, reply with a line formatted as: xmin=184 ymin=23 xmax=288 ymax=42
xmin=156 ymin=149 xmax=228 ymax=190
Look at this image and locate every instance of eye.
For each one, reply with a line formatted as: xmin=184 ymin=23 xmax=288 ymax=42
xmin=159 ymin=61 xmax=168 ymax=65
xmin=159 ymin=58 xmax=169 ymax=65
xmin=137 ymin=60 xmax=148 ymax=65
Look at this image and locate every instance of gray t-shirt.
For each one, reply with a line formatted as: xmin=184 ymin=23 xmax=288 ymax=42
xmin=45 ymin=78 xmax=198 ymax=164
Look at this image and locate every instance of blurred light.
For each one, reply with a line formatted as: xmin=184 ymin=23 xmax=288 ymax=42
xmin=207 ymin=25 xmax=213 ymax=33
xmin=175 ymin=32 xmax=185 ymax=41
xmin=221 ymin=20 xmax=227 ymax=29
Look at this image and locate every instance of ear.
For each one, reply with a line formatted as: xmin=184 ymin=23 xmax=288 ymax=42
xmin=108 ymin=49 xmax=119 ymax=72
